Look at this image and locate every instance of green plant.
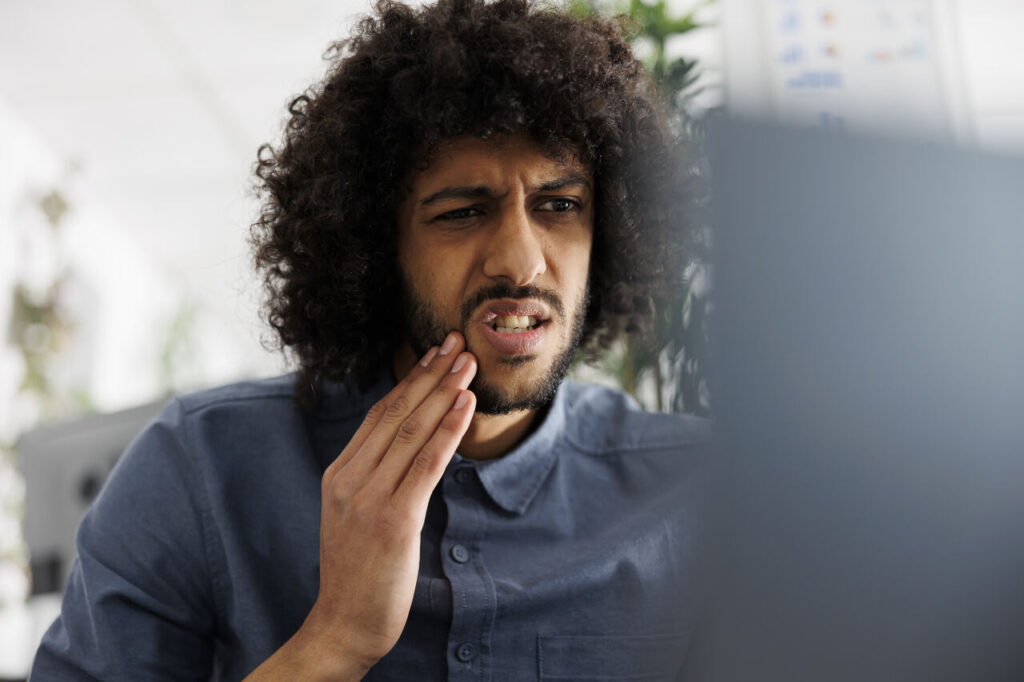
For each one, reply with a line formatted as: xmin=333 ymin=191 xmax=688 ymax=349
xmin=572 ymin=0 xmax=715 ymax=414
xmin=626 ymin=0 xmax=711 ymax=129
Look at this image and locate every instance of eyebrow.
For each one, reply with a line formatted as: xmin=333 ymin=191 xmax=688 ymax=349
xmin=536 ymin=173 xmax=592 ymax=193
xmin=419 ymin=185 xmax=496 ymax=206
xmin=418 ymin=173 xmax=592 ymax=207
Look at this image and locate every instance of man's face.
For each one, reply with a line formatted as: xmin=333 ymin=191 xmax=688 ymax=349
xmin=396 ymin=133 xmax=594 ymax=415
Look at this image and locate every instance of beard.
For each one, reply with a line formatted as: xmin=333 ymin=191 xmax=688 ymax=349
xmin=399 ymin=277 xmax=589 ymax=415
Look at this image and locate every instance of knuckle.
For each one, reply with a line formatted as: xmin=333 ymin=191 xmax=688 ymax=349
xmin=407 ymin=451 xmax=438 ymax=480
xmin=384 ymin=495 xmax=416 ymax=522
xmin=365 ymin=398 xmax=388 ymax=422
xmin=382 ymin=394 xmax=411 ymax=423
xmin=326 ymin=476 xmax=355 ymax=506
xmin=395 ymin=416 xmax=423 ymax=444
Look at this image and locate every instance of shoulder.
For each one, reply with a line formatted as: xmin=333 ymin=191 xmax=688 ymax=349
xmin=172 ymin=373 xmax=299 ymax=417
xmin=111 ymin=374 xmax=312 ymax=480
xmin=557 ymin=379 xmax=711 ymax=456
xmin=104 ymin=375 xmax=305 ymax=492
xmin=128 ymin=375 xmax=308 ymax=462
xmin=149 ymin=373 xmax=382 ymax=481
xmin=171 ymin=371 xmax=389 ymax=425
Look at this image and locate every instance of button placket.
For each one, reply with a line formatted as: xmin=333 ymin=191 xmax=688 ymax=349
xmin=441 ymin=467 xmax=495 ymax=680
xmin=456 ymin=642 xmax=477 ymax=662
xmin=450 ymin=544 xmax=470 ymax=563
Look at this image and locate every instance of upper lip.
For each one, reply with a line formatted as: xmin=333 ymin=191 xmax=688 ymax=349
xmin=478 ymin=299 xmax=551 ymax=323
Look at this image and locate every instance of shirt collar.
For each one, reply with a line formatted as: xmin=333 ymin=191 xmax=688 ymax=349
xmin=456 ymin=379 xmax=572 ymax=516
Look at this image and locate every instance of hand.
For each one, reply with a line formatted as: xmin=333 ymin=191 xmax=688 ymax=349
xmin=245 ymin=332 xmax=477 ymax=680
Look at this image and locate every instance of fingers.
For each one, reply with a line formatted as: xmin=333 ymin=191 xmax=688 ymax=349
xmin=370 ymin=351 xmax=477 ymax=494
xmin=324 ymin=331 xmax=468 ymax=488
xmin=391 ymin=387 xmax=475 ymax=513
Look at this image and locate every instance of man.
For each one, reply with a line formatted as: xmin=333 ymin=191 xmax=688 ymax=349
xmin=32 ymin=0 xmax=709 ymax=679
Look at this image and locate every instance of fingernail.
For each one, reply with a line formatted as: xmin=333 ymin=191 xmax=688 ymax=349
xmin=419 ymin=347 xmax=439 ymax=368
xmin=454 ymin=391 xmax=470 ymax=410
xmin=451 ymin=354 xmax=468 ymax=373
xmin=439 ymin=333 xmax=457 ymax=356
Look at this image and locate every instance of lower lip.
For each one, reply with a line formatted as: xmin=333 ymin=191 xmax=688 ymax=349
xmin=478 ymin=320 xmax=549 ymax=355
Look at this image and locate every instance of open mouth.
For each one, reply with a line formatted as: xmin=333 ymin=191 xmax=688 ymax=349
xmin=488 ymin=315 xmax=543 ymax=333
xmin=477 ymin=300 xmax=552 ymax=349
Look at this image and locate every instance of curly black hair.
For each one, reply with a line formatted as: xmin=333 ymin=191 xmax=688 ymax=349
xmin=252 ymin=0 xmax=698 ymax=406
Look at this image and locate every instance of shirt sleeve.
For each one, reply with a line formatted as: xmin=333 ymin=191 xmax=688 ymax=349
xmin=30 ymin=399 xmax=217 ymax=681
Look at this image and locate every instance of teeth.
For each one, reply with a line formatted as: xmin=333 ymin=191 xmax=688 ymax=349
xmin=491 ymin=315 xmax=539 ymax=332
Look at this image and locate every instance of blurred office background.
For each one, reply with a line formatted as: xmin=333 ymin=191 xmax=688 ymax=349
xmin=1 ymin=0 xmax=1023 ymax=677
xmin=0 ymin=3 xmax=376 ymax=675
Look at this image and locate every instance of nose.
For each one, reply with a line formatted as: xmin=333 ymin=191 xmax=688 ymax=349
xmin=482 ymin=205 xmax=547 ymax=286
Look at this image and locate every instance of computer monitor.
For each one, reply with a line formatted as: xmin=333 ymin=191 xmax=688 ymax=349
xmin=17 ymin=401 xmax=165 ymax=594
xmin=704 ymin=115 xmax=1024 ymax=681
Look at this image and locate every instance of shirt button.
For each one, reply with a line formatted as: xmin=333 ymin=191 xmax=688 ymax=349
xmin=455 ymin=467 xmax=473 ymax=484
xmin=456 ymin=642 xmax=476 ymax=662
xmin=450 ymin=544 xmax=470 ymax=563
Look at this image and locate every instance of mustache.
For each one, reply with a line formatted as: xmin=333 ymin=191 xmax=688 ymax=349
xmin=460 ymin=283 xmax=565 ymax=326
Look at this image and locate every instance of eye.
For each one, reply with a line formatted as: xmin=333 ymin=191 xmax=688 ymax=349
xmin=433 ymin=207 xmax=482 ymax=222
xmin=536 ymin=198 xmax=580 ymax=213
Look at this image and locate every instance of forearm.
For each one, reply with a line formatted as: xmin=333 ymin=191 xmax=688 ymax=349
xmin=243 ymin=622 xmax=370 ymax=682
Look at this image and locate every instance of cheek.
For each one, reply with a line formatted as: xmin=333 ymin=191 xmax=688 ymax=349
xmin=411 ymin=256 xmax=474 ymax=321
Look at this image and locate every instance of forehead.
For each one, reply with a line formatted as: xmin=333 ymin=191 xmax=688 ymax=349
xmin=406 ymin=134 xmax=590 ymax=194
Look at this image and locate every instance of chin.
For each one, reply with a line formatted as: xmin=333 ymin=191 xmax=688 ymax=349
xmin=474 ymin=348 xmax=545 ymax=378
xmin=468 ymin=356 xmax=564 ymax=416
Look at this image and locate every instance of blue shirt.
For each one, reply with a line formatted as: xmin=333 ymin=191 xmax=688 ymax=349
xmin=31 ymin=369 xmax=711 ymax=681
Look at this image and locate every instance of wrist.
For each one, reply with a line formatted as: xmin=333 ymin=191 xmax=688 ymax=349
xmin=289 ymin=619 xmax=375 ymax=681
xmin=245 ymin=617 xmax=373 ymax=682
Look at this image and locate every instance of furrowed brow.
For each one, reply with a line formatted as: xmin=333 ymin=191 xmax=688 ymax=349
xmin=534 ymin=173 xmax=592 ymax=193
xmin=419 ymin=186 xmax=498 ymax=206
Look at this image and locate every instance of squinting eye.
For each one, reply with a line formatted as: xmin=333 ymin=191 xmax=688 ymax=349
xmin=435 ymin=207 xmax=481 ymax=221
xmin=537 ymin=198 xmax=579 ymax=213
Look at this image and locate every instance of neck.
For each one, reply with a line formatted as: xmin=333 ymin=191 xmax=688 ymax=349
xmin=391 ymin=343 xmax=540 ymax=460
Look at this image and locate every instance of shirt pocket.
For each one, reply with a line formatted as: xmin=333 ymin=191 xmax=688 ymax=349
xmin=537 ymin=633 xmax=689 ymax=681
